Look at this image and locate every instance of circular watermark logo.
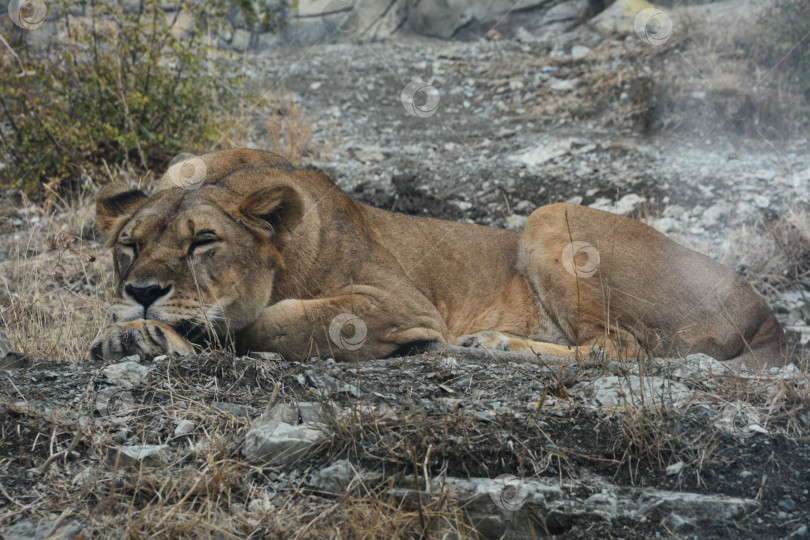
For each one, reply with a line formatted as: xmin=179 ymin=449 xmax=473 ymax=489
xmin=716 ymin=402 xmax=767 ymax=439
xmin=8 ymin=0 xmax=47 ymax=30
xmin=96 ymin=387 xmax=136 ymax=420
xmin=328 ymin=313 xmax=367 ymax=351
xmin=489 ymin=474 xmax=528 ymax=512
xmin=713 ymin=89 xmax=753 ymax=125
xmin=634 ymin=8 xmax=673 ymax=46
xmin=166 ymin=153 xmax=207 ymax=189
xmin=321 ymin=1 xmax=360 ymax=39
xmin=561 ymin=241 xmax=600 ymax=278
xmin=401 ymin=80 xmax=440 ymax=118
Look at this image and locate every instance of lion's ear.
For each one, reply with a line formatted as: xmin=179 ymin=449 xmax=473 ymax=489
xmin=95 ymin=183 xmax=148 ymax=247
xmin=238 ymin=185 xmax=304 ymax=248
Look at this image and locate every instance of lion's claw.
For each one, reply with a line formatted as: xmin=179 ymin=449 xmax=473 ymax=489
xmin=90 ymin=319 xmax=194 ymax=361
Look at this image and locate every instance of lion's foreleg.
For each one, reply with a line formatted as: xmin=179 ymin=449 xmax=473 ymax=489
xmin=236 ymin=287 xmax=450 ymax=361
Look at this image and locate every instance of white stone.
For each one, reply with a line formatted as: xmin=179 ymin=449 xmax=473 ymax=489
xmin=651 ymin=217 xmax=681 ymax=234
xmin=509 ymin=138 xmax=582 ymax=166
xmin=571 ymin=45 xmax=591 ymax=59
xmin=549 ymin=78 xmax=577 ymax=91
xmin=309 ymin=459 xmax=356 ymax=494
xmin=571 ymin=376 xmax=693 ymax=408
xmin=0 ymin=330 xmax=12 ymax=357
xmin=244 ymin=421 xmax=326 ymax=465
xmin=591 ymin=0 xmax=662 ymax=34
xmin=248 ymin=498 xmax=274 ymax=513
xmin=351 ymin=145 xmax=387 ymax=163
xmin=588 ymin=194 xmax=645 ymax=216
xmin=108 ymin=444 xmax=170 ymax=468
xmin=101 ymin=360 xmax=151 ymax=388
xmin=672 ymin=353 xmax=728 ymax=379
xmin=174 ymin=420 xmax=195 ymax=436
xmin=666 ymin=461 xmax=685 ymax=476
xmin=515 ymin=27 xmax=537 ymax=43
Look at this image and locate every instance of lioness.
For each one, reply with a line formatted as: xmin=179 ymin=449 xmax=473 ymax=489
xmin=90 ymin=149 xmax=786 ymax=369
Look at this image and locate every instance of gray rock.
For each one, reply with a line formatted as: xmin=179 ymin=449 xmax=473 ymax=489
xmin=651 ymin=216 xmax=682 ymax=234
xmin=0 ymin=330 xmax=12 ymax=357
xmin=101 ymin=359 xmax=151 ymax=388
xmin=590 ymin=0 xmax=662 ymax=35
xmin=248 ymin=351 xmax=284 ymax=362
xmin=509 ymin=138 xmax=582 ymax=166
xmin=350 ymin=144 xmax=388 ymax=163
xmin=3 ymin=518 xmax=86 ymax=540
xmin=309 ymin=459 xmax=357 ymax=494
xmin=549 ymin=77 xmax=578 ymax=91
xmin=211 ymin=401 xmax=256 ymax=417
xmin=584 ymin=491 xmax=618 ymax=520
xmin=244 ymin=420 xmax=326 ymax=466
xmin=778 ymin=498 xmax=796 ymax=511
xmin=671 ymin=353 xmax=729 ymax=379
xmin=571 ymin=376 xmax=693 ymax=408
xmin=267 ymin=1 xmax=590 ymax=48
xmin=661 ymin=513 xmax=695 ymax=533
xmin=571 ymin=45 xmax=590 ymax=58
xmin=247 ymin=498 xmax=273 ymax=513
xmin=107 ymin=444 xmax=170 ymax=468
xmin=174 ymin=419 xmax=196 ymax=436
xmin=263 ymin=403 xmax=300 ymax=424
xmin=703 ymin=201 xmax=732 ymax=227
xmin=406 ymin=0 xmax=552 ymax=40
xmin=392 ymin=474 xmax=758 ymax=538
xmin=305 ymin=370 xmax=362 ymax=397
xmin=589 ymin=193 xmax=645 ymax=216
xmin=243 ymin=403 xmax=327 ymax=465
xmin=635 ymin=490 xmax=757 ymax=522
xmin=296 ymin=401 xmax=328 ymax=423
xmin=666 ymin=461 xmax=685 ymax=476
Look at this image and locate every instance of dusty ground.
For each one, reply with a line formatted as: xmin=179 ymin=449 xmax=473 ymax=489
xmin=0 ymin=350 xmax=808 ymax=538
xmin=1 ymin=8 xmax=810 ymax=540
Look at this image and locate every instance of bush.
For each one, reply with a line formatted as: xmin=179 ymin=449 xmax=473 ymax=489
xmin=758 ymin=0 xmax=810 ymax=104
xmin=0 ymin=0 xmax=270 ymax=197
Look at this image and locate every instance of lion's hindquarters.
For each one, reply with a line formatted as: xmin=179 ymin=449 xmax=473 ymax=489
xmin=518 ymin=203 xmax=785 ymax=365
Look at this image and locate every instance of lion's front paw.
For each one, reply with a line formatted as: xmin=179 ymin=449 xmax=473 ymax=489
xmin=456 ymin=331 xmax=510 ymax=351
xmin=90 ymin=320 xmax=195 ymax=361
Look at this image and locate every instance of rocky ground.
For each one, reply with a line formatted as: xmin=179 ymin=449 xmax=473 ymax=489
xmin=1 ymin=351 xmax=808 ymax=538
xmin=2 ymin=0 xmax=810 ymax=538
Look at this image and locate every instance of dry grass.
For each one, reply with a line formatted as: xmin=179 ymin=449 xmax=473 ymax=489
xmin=653 ymin=1 xmax=810 ymax=136
xmin=0 ymin=354 xmax=482 ymax=538
xmin=216 ymin=85 xmax=321 ymax=167
xmin=722 ymin=205 xmax=810 ymax=303
xmin=0 ymin=194 xmax=111 ymax=361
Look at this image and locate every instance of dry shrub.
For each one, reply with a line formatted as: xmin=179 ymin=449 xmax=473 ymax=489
xmin=655 ymin=0 xmax=810 ymax=135
xmin=722 ymin=205 xmax=810 ymax=298
xmin=0 ymin=194 xmax=111 ymax=360
xmin=218 ymin=86 xmax=319 ymax=167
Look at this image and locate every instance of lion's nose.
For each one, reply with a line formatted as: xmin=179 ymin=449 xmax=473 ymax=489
xmin=125 ymin=283 xmax=172 ymax=308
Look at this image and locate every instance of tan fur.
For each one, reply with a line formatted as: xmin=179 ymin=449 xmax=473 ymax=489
xmin=91 ymin=149 xmax=786 ymax=368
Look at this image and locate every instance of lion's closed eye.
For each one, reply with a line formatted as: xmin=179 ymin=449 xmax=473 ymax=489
xmin=188 ymin=230 xmax=220 ymax=256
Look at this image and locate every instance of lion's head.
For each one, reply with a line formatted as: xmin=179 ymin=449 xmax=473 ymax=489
xmin=95 ymin=152 xmax=307 ymax=344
